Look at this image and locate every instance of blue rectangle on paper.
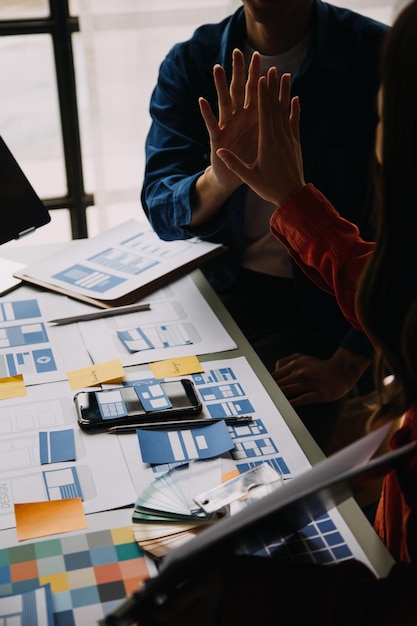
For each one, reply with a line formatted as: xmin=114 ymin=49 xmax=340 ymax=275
xmin=207 ymin=399 xmax=254 ymax=418
xmin=33 ymin=349 xmax=56 ymax=373
xmin=40 ymin=429 xmax=76 ymax=464
xmin=6 ymin=353 xmax=16 ymax=375
xmin=136 ymin=421 xmax=234 ymax=465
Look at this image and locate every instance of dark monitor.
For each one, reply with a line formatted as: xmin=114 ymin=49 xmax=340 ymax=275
xmin=0 ymin=135 xmax=51 ymax=245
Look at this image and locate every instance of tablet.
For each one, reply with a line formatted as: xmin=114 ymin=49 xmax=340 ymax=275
xmin=0 ymin=135 xmax=51 ymax=246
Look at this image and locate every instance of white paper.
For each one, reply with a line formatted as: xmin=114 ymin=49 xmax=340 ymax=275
xmin=0 ymin=286 xmax=94 ymax=385
xmin=77 ymin=275 xmax=237 ymax=366
xmin=0 ymin=380 xmax=137 ymax=531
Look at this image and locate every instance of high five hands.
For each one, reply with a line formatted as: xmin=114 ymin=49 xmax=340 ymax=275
xmin=198 ymin=49 xmax=261 ymax=195
xmin=215 ymin=53 xmax=306 ymax=205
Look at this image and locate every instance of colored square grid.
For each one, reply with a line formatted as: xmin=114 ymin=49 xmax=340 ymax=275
xmin=0 ymin=526 xmax=152 ymax=625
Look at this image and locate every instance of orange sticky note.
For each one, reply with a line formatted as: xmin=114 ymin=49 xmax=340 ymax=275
xmin=0 ymin=374 xmax=26 ymax=399
xmin=14 ymin=498 xmax=87 ymax=541
xmin=150 ymin=355 xmax=203 ymax=379
xmin=67 ymin=359 xmax=125 ymax=389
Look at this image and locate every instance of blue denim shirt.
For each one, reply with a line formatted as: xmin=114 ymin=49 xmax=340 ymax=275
xmin=141 ymin=0 xmax=388 ymax=358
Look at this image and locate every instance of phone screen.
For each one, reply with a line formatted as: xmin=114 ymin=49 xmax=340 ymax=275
xmin=75 ymin=379 xmax=202 ymax=430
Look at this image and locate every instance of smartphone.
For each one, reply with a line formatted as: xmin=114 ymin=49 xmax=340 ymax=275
xmin=74 ymin=379 xmax=202 ymax=431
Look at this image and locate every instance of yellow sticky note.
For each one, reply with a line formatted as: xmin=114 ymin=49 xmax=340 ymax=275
xmin=67 ymin=359 xmax=125 ymax=390
xmin=0 ymin=374 xmax=26 ymax=399
xmin=14 ymin=498 xmax=87 ymax=541
xmin=150 ymin=355 xmax=204 ymax=379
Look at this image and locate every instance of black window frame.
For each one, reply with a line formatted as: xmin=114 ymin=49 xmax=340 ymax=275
xmin=0 ymin=0 xmax=93 ymax=239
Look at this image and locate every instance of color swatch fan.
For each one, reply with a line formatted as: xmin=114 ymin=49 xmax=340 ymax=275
xmin=132 ymin=464 xmax=220 ymax=559
xmin=132 ymin=463 xmax=283 ymax=560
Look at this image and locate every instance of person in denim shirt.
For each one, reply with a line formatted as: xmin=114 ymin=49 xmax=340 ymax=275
xmin=141 ymin=0 xmax=388 ymax=451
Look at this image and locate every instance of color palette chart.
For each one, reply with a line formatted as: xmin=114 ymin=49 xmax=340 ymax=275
xmin=0 ymin=526 xmax=151 ymax=625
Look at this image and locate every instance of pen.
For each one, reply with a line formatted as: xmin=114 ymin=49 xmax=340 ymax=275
xmin=48 ymin=302 xmax=151 ymax=325
xmin=107 ymin=415 xmax=254 ymax=433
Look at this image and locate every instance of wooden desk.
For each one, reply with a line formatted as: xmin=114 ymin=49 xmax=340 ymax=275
xmin=0 ymin=242 xmax=395 ymax=623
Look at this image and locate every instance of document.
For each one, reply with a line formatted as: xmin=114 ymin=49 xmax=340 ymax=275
xmin=0 ymin=380 xmax=137 ymax=531
xmin=78 ymin=275 xmax=237 ymax=366
xmin=0 ymin=286 xmax=94 ymax=386
xmin=14 ymin=219 xmax=225 ymax=308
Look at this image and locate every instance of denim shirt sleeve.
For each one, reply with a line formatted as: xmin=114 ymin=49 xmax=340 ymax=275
xmin=140 ymin=11 xmax=245 ymax=243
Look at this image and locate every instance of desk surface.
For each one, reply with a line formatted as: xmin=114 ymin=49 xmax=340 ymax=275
xmin=0 ymin=243 xmax=395 ymax=617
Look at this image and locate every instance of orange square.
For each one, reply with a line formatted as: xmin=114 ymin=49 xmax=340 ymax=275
xmin=94 ymin=562 xmax=122 ymax=584
xmin=10 ymin=559 xmax=38 ymax=581
xmin=124 ymin=576 xmax=145 ymax=595
xmin=119 ymin=558 xmax=149 ymax=581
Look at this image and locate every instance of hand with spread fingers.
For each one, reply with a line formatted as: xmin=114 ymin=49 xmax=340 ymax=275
xmin=216 ymin=69 xmax=305 ymax=207
xmin=198 ymin=48 xmax=261 ymax=198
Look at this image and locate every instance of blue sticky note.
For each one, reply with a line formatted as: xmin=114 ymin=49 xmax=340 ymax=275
xmin=39 ymin=429 xmax=76 ymax=464
xmin=136 ymin=421 xmax=234 ymax=465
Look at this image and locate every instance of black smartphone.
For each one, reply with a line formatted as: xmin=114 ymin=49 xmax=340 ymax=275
xmin=74 ymin=379 xmax=202 ymax=431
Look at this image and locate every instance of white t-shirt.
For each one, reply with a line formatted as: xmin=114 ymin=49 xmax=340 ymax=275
xmin=243 ymin=36 xmax=310 ymax=278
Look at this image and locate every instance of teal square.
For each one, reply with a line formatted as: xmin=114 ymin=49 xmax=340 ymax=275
xmin=35 ymin=538 xmax=63 ymax=559
xmin=115 ymin=542 xmax=141 ymax=561
xmin=0 ymin=549 xmax=10 ymax=567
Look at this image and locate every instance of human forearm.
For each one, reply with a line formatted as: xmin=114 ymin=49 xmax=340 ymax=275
xmin=189 ymin=165 xmax=240 ymax=227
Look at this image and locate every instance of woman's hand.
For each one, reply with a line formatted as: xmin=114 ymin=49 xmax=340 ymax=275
xmin=216 ymin=69 xmax=305 ymax=206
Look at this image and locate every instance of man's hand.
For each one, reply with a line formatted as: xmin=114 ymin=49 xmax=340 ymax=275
xmin=272 ymin=348 xmax=372 ymax=407
xmin=216 ymin=68 xmax=305 ymax=206
xmin=199 ymin=48 xmax=261 ymax=192
xmin=190 ymin=49 xmax=261 ymax=225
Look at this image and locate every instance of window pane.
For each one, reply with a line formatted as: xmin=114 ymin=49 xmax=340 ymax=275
xmin=73 ymin=31 xmax=94 ymax=195
xmin=0 ymin=34 xmax=67 ymax=199
xmin=0 ymin=0 xmax=49 ymax=19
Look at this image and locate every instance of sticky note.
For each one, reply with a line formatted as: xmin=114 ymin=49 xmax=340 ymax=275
xmin=67 ymin=359 xmax=125 ymax=389
xmin=150 ymin=355 xmax=203 ymax=379
xmin=0 ymin=374 xmax=26 ymax=399
xmin=14 ymin=498 xmax=87 ymax=541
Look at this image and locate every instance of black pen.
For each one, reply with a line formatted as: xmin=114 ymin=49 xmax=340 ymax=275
xmin=107 ymin=415 xmax=254 ymax=433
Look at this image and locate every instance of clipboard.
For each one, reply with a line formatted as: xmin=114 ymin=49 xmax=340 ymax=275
xmin=14 ymin=219 xmax=226 ymax=309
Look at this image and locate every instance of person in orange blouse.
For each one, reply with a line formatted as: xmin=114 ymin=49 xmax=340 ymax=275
xmin=134 ymin=1 xmax=417 ymax=624
xmin=215 ymin=0 xmax=417 ymax=581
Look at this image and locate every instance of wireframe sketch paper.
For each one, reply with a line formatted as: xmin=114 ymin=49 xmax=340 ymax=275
xmin=14 ymin=219 xmax=225 ymax=308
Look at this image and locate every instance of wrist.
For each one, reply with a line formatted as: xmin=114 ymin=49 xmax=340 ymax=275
xmin=190 ymin=166 xmax=239 ymax=226
xmin=330 ymin=348 xmax=372 ymax=386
